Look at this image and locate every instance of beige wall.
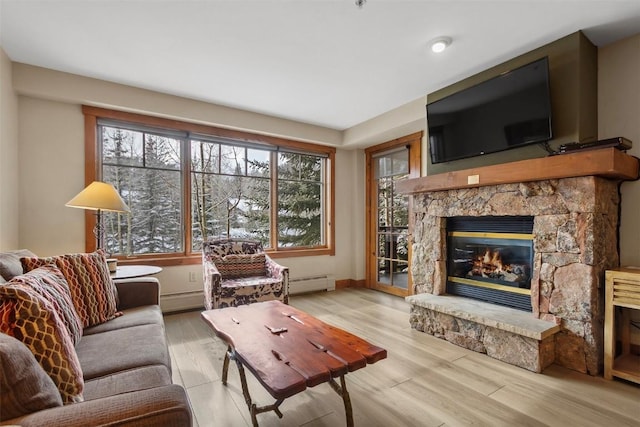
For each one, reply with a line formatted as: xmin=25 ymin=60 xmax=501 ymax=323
xmin=13 ymin=64 xmax=342 ymax=147
xmin=12 ymin=66 xmax=364 ymax=304
xmin=599 ymin=33 xmax=640 ymax=267
xmin=343 ymin=96 xmax=426 ymax=149
xmin=598 ymin=33 xmax=640 ymax=346
xmin=0 ymin=47 xmax=19 ymax=250
xmin=18 ymin=98 xmax=86 ymax=254
xmin=334 ymin=148 xmax=367 ymax=281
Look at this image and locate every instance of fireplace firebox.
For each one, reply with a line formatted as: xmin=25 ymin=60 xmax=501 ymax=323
xmin=446 ymin=216 xmax=534 ymax=311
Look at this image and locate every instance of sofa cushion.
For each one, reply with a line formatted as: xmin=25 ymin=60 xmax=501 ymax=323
xmin=21 ymin=250 xmax=119 ymax=328
xmin=83 ymin=365 xmax=172 ymax=401
xmin=0 ymin=332 xmax=63 ymax=421
xmin=0 ymin=249 xmax=37 ymax=281
xmin=0 ymin=285 xmax=84 ymax=404
xmin=213 ymin=253 xmax=266 ymax=279
xmin=7 ymin=265 xmax=83 ymax=345
xmin=77 ymin=324 xmax=170 ymax=380
xmin=83 ymin=305 xmax=163 ymax=336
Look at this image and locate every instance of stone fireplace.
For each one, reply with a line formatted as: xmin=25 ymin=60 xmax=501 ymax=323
xmin=397 ymin=149 xmax=639 ymax=374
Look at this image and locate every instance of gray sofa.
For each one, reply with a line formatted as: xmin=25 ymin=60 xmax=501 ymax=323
xmin=0 ymin=250 xmax=192 ymax=426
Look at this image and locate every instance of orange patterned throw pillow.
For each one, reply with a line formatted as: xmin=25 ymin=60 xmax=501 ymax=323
xmin=7 ymin=265 xmax=83 ymax=346
xmin=0 ymin=284 xmax=84 ymax=404
xmin=21 ymin=251 xmax=118 ymax=328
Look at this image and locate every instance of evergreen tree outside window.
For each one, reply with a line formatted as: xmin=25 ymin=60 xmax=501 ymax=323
xmin=101 ymin=125 xmax=183 ymax=256
xmin=277 ymin=152 xmax=324 ymax=247
xmin=88 ymin=107 xmax=334 ymax=261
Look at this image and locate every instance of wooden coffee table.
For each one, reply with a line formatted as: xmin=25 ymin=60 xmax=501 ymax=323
xmin=201 ymin=300 xmax=387 ymax=426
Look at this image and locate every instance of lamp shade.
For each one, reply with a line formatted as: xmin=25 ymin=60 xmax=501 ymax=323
xmin=65 ymin=181 xmax=130 ymax=213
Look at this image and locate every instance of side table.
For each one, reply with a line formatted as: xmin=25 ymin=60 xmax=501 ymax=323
xmin=111 ymin=265 xmax=163 ymax=280
xmin=604 ymin=267 xmax=640 ymax=384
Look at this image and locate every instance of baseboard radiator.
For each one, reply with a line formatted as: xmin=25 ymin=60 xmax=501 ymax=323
xmin=160 ymin=275 xmax=336 ymax=312
xmin=160 ymin=290 xmax=204 ymax=313
xmin=289 ymin=275 xmax=335 ymax=295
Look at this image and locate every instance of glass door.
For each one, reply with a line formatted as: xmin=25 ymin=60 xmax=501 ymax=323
xmin=365 ymin=133 xmax=421 ymax=297
xmin=375 ymin=150 xmax=410 ymax=291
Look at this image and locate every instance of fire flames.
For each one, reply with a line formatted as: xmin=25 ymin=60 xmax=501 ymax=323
xmin=469 ymin=248 xmax=521 ymax=282
xmin=483 ymin=248 xmax=502 ymax=270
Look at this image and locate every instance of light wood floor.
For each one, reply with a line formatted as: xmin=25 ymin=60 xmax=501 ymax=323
xmin=164 ymin=288 xmax=640 ymax=427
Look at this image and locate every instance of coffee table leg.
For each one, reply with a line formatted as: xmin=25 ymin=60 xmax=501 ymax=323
xmin=234 ymin=359 xmax=257 ymax=425
xmin=236 ymin=360 xmax=286 ymax=426
xmin=222 ymin=346 xmax=231 ymax=385
xmin=329 ymin=375 xmax=354 ymax=427
xmin=223 ymin=348 xmax=284 ymax=426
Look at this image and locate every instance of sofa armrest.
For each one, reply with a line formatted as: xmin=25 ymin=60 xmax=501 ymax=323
xmin=114 ymin=277 xmax=160 ymax=310
xmin=1 ymin=385 xmax=192 ymax=427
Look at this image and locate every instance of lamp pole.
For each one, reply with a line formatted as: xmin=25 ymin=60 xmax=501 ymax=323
xmin=94 ymin=209 xmax=104 ymax=251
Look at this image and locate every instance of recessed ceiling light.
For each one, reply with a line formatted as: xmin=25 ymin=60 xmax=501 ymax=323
xmin=430 ymin=37 xmax=452 ymax=53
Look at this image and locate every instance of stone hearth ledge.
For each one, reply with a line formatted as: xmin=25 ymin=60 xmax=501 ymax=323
xmin=406 ymin=294 xmax=561 ymax=372
xmin=406 ymin=294 xmax=560 ymax=339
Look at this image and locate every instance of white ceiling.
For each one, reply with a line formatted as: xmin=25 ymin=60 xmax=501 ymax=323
xmin=2 ymin=1 xmax=640 ymax=131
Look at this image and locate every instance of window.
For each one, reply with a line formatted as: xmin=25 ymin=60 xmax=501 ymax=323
xmin=101 ymin=125 xmax=183 ymax=255
xmin=84 ymin=107 xmax=334 ymax=263
xmin=191 ymin=138 xmax=274 ymax=249
xmin=277 ymin=152 xmax=325 ymax=247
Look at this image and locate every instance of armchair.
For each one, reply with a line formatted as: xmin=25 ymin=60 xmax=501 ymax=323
xmin=202 ymin=238 xmax=289 ymax=309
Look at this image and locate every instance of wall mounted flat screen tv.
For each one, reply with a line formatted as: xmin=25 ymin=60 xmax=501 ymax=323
xmin=427 ymin=56 xmax=552 ymax=164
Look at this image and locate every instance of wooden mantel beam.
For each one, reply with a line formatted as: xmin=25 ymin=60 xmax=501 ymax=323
xmin=396 ymin=148 xmax=639 ymax=194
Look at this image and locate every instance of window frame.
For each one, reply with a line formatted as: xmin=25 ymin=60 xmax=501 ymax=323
xmin=83 ymin=106 xmax=335 ymax=266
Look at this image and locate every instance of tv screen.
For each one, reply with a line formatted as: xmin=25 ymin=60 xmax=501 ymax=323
xmin=427 ymin=57 xmax=552 ymax=164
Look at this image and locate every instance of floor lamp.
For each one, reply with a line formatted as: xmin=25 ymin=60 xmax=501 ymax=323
xmin=65 ymin=181 xmax=130 ymax=251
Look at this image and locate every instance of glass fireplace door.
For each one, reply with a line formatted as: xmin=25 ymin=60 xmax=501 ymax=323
xmin=446 ymin=216 xmax=534 ymax=311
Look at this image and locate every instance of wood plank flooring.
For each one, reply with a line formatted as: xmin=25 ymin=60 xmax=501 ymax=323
xmin=164 ymin=288 xmax=640 ymax=427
